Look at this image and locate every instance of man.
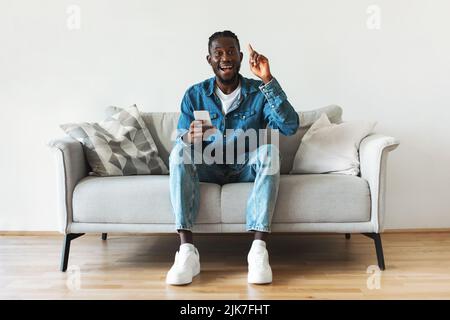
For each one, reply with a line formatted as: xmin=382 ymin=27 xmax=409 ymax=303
xmin=166 ymin=30 xmax=299 ymax=285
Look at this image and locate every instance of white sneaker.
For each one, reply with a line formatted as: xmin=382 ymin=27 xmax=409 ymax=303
xmin=247 ymin=240 xmax=272 ymax=284
xmin=166 ymin=243 xmax=200 ymax=285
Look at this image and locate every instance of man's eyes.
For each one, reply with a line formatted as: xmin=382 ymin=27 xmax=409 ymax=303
xmin=214 ymin=50 xmax=236 ymax=56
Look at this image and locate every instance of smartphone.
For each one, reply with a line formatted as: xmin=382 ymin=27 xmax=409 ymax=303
xmin=193 ymin=110 xmax=213 ymax=126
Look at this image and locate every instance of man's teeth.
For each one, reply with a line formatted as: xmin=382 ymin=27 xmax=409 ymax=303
xmin=221 ymin=66 xmax=233 ymax=69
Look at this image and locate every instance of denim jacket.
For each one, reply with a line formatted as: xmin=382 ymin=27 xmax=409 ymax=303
xmin=176 ymin=74 xmax=300 ymax=163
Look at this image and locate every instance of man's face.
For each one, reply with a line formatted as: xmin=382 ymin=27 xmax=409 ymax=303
xmin=207 ymin=37 xmax=243 ymax=84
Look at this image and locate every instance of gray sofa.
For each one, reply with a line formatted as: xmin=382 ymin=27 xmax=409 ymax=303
xmin=48 ymin=105 xmax=400 ymax=272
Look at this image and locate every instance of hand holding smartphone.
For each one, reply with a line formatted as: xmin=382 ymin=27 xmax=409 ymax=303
xmin=185 ymin=110 xmax=215 ymax=144
xmin=193 ymin=110 xmax=212 ymax=126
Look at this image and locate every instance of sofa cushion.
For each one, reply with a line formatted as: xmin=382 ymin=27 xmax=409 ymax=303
xmin=72 ymin=175 xmax=221 ymax=224
xmin=221 ymin=174 xmax=370 ymax=224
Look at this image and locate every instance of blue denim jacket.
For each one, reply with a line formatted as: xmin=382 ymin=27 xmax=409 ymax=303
xmin=176 ymin=74 xmax=299 ymax=163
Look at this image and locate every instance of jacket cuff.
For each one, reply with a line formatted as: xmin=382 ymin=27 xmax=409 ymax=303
xmin=259 ymin=77 xmax=288 ymax=109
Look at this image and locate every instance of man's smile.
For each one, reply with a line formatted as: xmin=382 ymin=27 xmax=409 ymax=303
xmin=218 ymin=64 xmax=235 ymax=77
xmin=219 ymin=64 xmax=234 ymax=71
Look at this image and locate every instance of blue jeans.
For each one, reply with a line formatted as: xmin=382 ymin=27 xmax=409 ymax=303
xmin=169 ymin=143 xmax=280 ymax=233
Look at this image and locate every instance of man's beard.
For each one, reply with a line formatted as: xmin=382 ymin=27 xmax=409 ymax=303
xmin=215 ymin=65 xmax=240 ymax=85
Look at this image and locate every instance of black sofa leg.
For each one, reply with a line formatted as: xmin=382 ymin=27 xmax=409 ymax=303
xmin=102 ymin=233 xmax=107 ymax=241
xmin=362 ymin=233 xmax=386 ymax=270
xmin=345 ymin=233 xmax=351 ymax=239
xmin=60 ymin=233 xmax=84 ymax=272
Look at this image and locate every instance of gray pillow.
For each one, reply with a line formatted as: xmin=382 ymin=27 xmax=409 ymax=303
xmin=60 ymin=105 xmax=168 ymax=176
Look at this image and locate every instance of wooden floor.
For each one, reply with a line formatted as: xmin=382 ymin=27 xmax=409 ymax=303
xmin=1 ymin=232 xmax=450 ymax=299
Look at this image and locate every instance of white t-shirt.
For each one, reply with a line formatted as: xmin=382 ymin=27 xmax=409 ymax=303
xmin=215 ymin=83 xmax=241 ymax=115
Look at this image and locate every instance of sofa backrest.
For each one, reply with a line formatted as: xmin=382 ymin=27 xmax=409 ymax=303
xmin=139 ymin=105 xmax=343 ymax=174
xmin=140 ymin=111 xmax=179 ymax=171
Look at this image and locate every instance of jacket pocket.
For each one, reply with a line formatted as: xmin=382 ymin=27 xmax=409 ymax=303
xmin=210 ymin=112 xmax=219 ymax=120
xmin=232 ymin=110 xmax=257 ymax=120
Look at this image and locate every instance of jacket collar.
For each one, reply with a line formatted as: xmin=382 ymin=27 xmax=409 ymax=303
xmin=203 ymin=74 xmax=259 ymax=97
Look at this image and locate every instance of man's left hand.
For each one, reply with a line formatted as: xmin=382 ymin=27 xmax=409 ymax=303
xmin=248 ymin=44 xmax=273 ymax=84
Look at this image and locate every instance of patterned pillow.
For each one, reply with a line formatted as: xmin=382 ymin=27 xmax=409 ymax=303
xmin=60 ymin=105 xmax=168 ymax=176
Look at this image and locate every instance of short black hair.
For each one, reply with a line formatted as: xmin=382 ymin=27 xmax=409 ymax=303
xmin=208 ymin=30 xmax=240 ymax=53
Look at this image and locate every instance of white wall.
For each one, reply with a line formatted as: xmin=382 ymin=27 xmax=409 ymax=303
xmin=1 ymin=0 xmax=449 ymax=231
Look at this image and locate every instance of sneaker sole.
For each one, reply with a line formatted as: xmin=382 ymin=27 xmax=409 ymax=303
xmin=248 ymin=272 xmax=272 ymax=284
xmin=166 ymin=263 xmax=200 ymax=286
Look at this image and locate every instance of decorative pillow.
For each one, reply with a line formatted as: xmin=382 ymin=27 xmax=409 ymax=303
xmin=290 ymin=113 xmax=376 ymax=175
xmin=60 ymin=105 xmax=168 ymax=176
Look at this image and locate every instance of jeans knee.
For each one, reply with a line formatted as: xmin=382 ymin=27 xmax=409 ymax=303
xmin=259 ymin=144 xmax=280 ymax=163
xmin=260 ymin=144 xmax=279 ymax=158
xmin=255 ymin=144 xmax=280 ymax=175
xmin=169 ymin=142 xmax=188 ymax=166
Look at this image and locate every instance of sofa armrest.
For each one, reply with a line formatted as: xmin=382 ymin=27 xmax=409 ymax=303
xmin=48 ymin=137 xmax=89 ymax=234
xmin=359 ymin=133 xmax=400 ymax=233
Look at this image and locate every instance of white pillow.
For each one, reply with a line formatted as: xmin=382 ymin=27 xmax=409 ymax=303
xmin=290 ymin=113 xmax=376 ymax=175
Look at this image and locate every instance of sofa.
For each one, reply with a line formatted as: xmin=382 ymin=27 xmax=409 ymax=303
xmin=48 ymin=105 xmax=400 ymax=272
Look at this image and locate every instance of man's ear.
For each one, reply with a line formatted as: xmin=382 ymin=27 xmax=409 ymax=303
xmin=206 ymin=54 xmax=211 ymax=65
xmin=239 ymin=51 xmax=243 ymax=62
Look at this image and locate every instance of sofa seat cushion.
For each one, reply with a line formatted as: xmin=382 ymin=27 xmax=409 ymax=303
xmin=221 ymin=174 xmax=371 ymax=223
xmin=72 ymin=175 xmax=221 ymax=224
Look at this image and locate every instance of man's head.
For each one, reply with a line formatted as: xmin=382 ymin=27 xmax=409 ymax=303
xmin=207 ymin=30 xmax=243 ymax=85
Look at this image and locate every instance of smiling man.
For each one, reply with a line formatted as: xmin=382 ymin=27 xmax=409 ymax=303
xmin=166 ymin=30 xmax=299 ymax=285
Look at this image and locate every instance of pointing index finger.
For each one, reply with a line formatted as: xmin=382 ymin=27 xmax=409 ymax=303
xmin=248 ymin=43 xmax=255 ymax=53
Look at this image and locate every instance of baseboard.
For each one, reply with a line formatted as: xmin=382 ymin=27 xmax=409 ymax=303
xmin=0 ymin=231 xmax=61 ymax=236
xmin=1 ymin=228 xmax=449 ymax=236
xmin=384 ymin=228 xmax=450 ymax=233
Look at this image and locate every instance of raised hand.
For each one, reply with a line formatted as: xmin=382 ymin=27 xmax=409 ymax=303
xmin=248 ymin=44 xmax=273 ymax=84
